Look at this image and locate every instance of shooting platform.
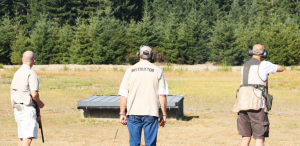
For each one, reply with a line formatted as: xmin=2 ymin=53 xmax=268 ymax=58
xmin=77 ymin=95 xmax=184 ymax=120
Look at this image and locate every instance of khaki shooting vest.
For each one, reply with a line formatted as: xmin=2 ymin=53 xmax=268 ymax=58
xmin=233 ymin=58 xmax=268 ymax=113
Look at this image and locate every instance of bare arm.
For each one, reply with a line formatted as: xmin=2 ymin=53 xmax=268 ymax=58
xmin=159 ymin=95 xmax=167 ymax=115
xmin=159 ymin=95 xmax=167 ymax=126
xmin=31 ymin=90 xmax=44 ymax=108
xmin=120 ymin=96 xmax=127 ymax=125
xmin=120 ymin=96 xmax=127 ymax=114
xmin=277 ymin=65 xmax=284 ymax=72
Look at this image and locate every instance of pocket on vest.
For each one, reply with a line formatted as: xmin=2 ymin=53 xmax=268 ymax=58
xmin=233 ymin=87 xmax=262 ymax=112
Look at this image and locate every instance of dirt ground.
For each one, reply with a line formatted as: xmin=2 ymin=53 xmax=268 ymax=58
xmin=0 ymin=69 xmax=299 ymax=146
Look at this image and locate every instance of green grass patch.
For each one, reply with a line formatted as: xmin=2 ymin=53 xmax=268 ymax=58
xmin=113 ymin=67 xmax=118 ymax=71
xmin=62 ymin=65 xmax=70 ymax=71
xmin=217 ymin=61 xmax=232 ymax=72
xmin=175 ymin=67 xmax=188 ymax=72
xmin=5 ymin=66 xmax=19 ymax=72
xmin=111 ymin=67 xmax=125 ymax=72
xmin=162 ymin=63 xmax=174 ymax=71
xmin=40 ymin=67 xmax=47 ymax=71
xmin=290 ymin=66 xmax=300 ymax=71
xmin=1 ymin=74 xmax=13 ymax=79
xmin=74 ymin=67 xmax=86 ymax=71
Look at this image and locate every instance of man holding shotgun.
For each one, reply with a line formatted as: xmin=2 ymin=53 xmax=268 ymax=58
xmin=11 ymin=51 xmax=45 ymax=146
xmin=233 ymin=44 xmax=284 ymax=146
xmin=118 ymin=45 xmax=168 ymax=146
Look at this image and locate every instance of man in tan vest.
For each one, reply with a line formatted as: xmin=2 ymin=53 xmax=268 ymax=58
xmin=118 ymin=45 xmax=168 ymax=146
xmin=233 ymin=44 xmax=284 ymax=146
xmin=11 ymin=51 xmax=44 ymax=146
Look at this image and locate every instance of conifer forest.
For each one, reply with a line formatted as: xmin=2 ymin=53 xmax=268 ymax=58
xmin=0 ymin=0 xmax=300 ymax=65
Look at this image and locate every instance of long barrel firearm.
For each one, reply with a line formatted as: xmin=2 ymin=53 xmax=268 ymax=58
xmin=32 ymin=98 xmax=44 ymax=143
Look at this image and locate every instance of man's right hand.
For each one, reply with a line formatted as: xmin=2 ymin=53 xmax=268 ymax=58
xmin=38 ymin=101 xmax=44 ymax=108
xmin=120 ymin=115 xmax=127 ymax=125
xmin=277 ymin=65 xmax=284 ymax=72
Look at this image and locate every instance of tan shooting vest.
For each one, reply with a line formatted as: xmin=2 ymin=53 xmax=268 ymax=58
xmin=233 ymin=58 xmax=268 ymax=113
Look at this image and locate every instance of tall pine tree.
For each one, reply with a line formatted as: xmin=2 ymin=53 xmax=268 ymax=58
xmin=69 ymin=18 xmax=92 ymax=64
xmin=10 ymin=29 xmax=32 ymax=64
xmin=0 ymin=15 xmax=15 ymax=64
xmin=209 ymin=19 xmax=243 ymax=65
xmin=90 ymin=7 xmax=126 ymax=64
xmin=30 ymin=16 xmax=54 ymax=64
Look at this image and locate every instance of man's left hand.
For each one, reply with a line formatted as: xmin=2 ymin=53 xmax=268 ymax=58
xmin=38 ymin=100 xmax=44 ymax=108
xmin=37 ymin=115 xmax=41 ymax=122
xmin=159 ymin=115 xmax=167 ymax=127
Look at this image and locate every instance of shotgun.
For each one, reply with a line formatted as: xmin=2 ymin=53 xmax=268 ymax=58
xmin=32 ymin=98 xmax=44 ymax=143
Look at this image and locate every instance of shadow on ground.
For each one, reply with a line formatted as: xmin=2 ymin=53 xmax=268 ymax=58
xmin=180 ymin=115 xmax=199 ymax=121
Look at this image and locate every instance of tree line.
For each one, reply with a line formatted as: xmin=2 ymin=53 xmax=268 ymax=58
xmin=1 ymin=0 xmax=300 ymax=65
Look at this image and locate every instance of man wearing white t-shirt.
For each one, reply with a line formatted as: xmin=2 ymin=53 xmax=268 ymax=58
xmin=118 ymin=45 xmax=168 ymax=146
xmin=233 ymin=44 xmax=284 ymax=146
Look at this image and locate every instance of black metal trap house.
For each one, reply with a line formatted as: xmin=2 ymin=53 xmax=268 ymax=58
xmin=77 ymin=95 xmax=184 ymax=120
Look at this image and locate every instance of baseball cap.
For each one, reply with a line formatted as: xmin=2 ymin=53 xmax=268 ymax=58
xmin=139 ymin=45 xmax=152 ymax=59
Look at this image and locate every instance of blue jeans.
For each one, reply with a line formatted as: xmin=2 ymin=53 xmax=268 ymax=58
xmin=127 ymin=115 xmax=158 ymax=146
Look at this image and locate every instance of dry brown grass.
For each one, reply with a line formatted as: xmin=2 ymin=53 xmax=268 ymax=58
xmin=0 ymin=69 xmax=299 ymax=146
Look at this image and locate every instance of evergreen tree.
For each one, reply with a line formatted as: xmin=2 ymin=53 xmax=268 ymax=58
xmin=0 ymin=15 xmax=15 ymax=64
xmin=124 ymin=19 xmax=138 ymax=64
xmin=155 ymin=4 xmax=179 ymax=63
xmin=89 ymin=7 xmax=126 ymax=64
xmin=200 ymin=0 xmax=221 ymax=27
xmin=49 ymin=22 xmax=62 ymax=64
xmin=57 ymin=25 xmax=73 ymax=64
xmin=112 ymin=0 xmax=144 ymax=22
xmin=152 ymin=0 xmax=175 ymax=63
xmin=39 ymin=0 xmax=81 ymax=26
xmin=0 ymin=0 xmax=14 ymax=18
xmin=180 ymin=1 xmax=210 ymax=64
xmin=80 ymin=0 xmax=144 ymax=23
xmin=216 ymin=0 xmax=234 ymax=12
xmin=10 ymin=29 xmax=32 ymax=64
xmin=69 ymin=18 xmax=92 ymax=64
xmin=264 ymin=21 xmax=300 ymax=65
xmin=30 ymin=16 xmax=54 ymax=64
xmin=1 ymin=0 xmax=300 ymax=65
xmin=12 ymin=0 xmax=28 ymax=25
xmin=209 ymin=19 xmax=243 ymax=65
xmin=80 ymin=0 xmax=103 ymax=21
xmin=26 ymin=0 xmax=41 ymax=29
xmin=235 ymin=15 xmax=266 ymax=61
xmin=135 ymin=0 xmax=156 ymax=46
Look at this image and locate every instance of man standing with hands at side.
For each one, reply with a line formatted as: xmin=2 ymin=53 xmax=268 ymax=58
xmin=118 ymin=45 xmax=168 ymax=146
xmin=11 ymin=51 xmax=44 ymax=146
xmin=233 ymin=44 xmax=284 ymax=146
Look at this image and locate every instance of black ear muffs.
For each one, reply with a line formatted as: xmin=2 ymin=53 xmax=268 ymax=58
xmin=262 ymin=50 xmax=268 ymax=59
xmin=136 ymin=44 xmax=155 ymax=59
xmin=136 ymin=50 xmax=155 ymax=59
xmin=248 ymin=48 xmax=268 ymax=59
xmin=248 ymin=48 xmax=253 ymax=56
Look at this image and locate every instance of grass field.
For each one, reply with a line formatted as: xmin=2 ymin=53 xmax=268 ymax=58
xmin=0 ymin=69 xmax=299 ymax=146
